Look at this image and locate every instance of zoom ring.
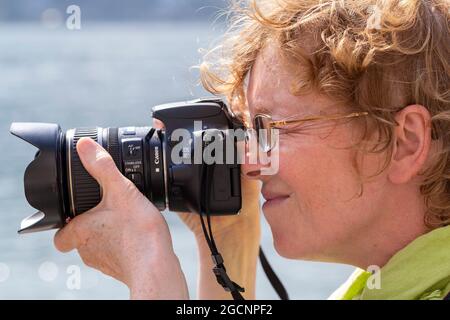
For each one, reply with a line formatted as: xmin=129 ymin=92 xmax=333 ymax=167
xmin=71 ymin=128 xmax=101 ymax=215
xmin=106 ymin=128 xmax=121 ymax=171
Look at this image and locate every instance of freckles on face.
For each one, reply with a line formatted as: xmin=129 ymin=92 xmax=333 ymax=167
xmin=246 ymin=46 xmax=376 ymax=260
xmin=264 ymin=132 xmax=374 ymax=260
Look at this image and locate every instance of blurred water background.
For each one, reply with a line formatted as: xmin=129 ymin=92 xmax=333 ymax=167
xmin=0 ymin=0 xmax=353 ymax=299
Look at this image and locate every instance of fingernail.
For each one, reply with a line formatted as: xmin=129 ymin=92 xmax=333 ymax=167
xmin=77 ymin=138 xmax=98 ymax=164
xmin=246 ymin=170 xmax=261 ymax=177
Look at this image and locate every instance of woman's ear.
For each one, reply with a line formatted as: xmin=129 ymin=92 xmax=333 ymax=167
xmin=388 ymin=105 xmax=432 ymax=184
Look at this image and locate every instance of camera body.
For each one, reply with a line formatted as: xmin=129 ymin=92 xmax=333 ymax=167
xmin=10 ymin=98 xmax=244 ymax=234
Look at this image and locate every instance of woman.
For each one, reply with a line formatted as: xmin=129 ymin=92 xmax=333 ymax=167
xmin=54 ymin=0 xmax=450 ymax=300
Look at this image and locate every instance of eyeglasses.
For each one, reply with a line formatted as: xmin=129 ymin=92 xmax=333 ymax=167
xmin=252 ymin=111 xmax=369 ymax=152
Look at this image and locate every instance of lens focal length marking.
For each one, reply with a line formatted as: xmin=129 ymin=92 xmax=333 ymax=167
xmin=121 ymin=137 xmax=145 ymax=193
xmin=148 ymin=129 xmax=166 ymax=210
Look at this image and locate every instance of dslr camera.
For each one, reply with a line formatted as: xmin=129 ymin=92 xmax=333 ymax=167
xmin=10 ymin=98 xmax=245 ymax=234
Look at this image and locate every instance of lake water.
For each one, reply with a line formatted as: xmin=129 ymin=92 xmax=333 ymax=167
xmin=0 ymin=22 xmax=353 ymax=299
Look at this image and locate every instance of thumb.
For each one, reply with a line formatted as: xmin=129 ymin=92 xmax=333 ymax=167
xmin=76 ymin=137 xmax=124 ymax=189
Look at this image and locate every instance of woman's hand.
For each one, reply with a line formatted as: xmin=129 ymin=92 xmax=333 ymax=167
xmin=54 ymin=137 xmax=189 ymax=299
xmin=182 ymin=176 xmax=262 ymax=300
xmin=177 ymin=176 xmax=261 ymax=240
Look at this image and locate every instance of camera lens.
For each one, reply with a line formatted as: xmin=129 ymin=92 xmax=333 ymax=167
xmin=10 ymin=123 xmax=167 ymax=233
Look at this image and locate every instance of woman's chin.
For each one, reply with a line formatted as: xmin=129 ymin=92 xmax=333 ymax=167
xmin=269 ymin=224 xmax=320 ymax=260
xmin=272 ymin=236 xmax=318 ymax=260
xmin=268 ymin=226 xmax=299 ymax=259
xmin=272 ymin=239 xmax=299 ymax=260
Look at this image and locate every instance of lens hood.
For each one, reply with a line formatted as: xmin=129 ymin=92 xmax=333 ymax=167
xmin=10 ymin=123 xmax=68 ymax=234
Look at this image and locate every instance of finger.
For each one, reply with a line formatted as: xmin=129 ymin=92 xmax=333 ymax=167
xmin=54 ymin=216 xmax=88 ymax=252
xmin=153 ymin=119 xmax=164 ymax=130
xmin=76 ymin=137 xmax=126 ymax=189
xmin=241 ymin=175 xmax=261 ymax=199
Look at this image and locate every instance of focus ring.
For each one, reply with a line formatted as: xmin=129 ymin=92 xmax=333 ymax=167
xmin=70 ymin=128 xmax=101 ymax=215
xmin=106 ymin=128 xmax=121 ymax=171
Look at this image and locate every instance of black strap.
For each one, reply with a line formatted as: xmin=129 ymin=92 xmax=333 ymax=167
xmin=199 ymin=212 xmax=245 ymax=300
xmin=200 ymin=164 xmax=245 ymax=300
xmin=200 ymin=162 xmax=288 ymax=301
xmin=444 ymin=292 xmax=450 ymax=300
xmin=259 ymin=247 xmax=289 ymax=300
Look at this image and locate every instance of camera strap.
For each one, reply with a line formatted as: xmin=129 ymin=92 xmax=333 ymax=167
xmin=200 ymin=164 xmax=245 ymax=300
xmin=259 ymin=247 xmax=289 ymax=300
xmin=199 ymin=212 xmax=245 ymax=300
xmin=200 ymin=164 xmax=289 ymax=301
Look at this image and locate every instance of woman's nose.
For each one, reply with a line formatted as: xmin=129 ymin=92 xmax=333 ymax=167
xmin=240 ymin=138 xmax=271 ymax=179
xmin=239 ymin=129 xmax=280 ymax=178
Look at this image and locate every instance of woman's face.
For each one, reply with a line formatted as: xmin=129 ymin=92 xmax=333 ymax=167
xmin=242 ymin=46 xmax=389 ymax=264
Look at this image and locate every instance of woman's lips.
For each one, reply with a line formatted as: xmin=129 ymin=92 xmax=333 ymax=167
xmin=261 ymin=192 xmax=290 ymax=209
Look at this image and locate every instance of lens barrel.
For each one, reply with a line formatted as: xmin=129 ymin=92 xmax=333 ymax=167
xmin=66 ymin=126 xmax=166 ymax=217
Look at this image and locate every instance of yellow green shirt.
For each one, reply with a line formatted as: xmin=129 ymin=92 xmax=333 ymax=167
xmin=329 ymin=225 xmax=450 ymax=300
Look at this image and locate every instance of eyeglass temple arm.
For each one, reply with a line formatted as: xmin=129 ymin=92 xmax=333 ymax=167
xmin=270 ymin=112 xmax=369 ymax=127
